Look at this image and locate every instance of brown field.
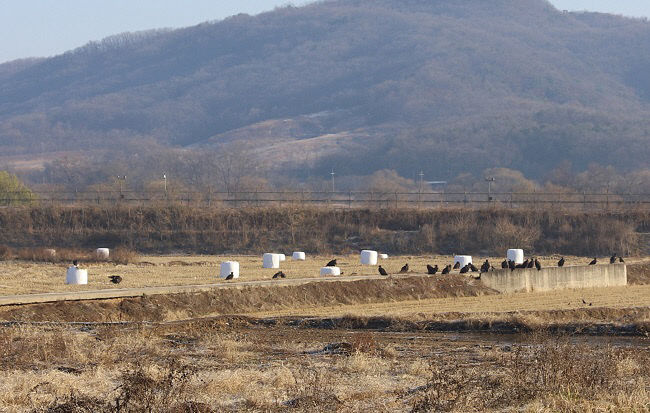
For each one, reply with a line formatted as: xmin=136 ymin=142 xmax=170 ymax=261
xmin=0 ymin=254 xmax=643 ymax=295
xmin=0 ymin=257 xmax=648 ymax=411
xmin=0 ymin=317 xmax=648 ymax=412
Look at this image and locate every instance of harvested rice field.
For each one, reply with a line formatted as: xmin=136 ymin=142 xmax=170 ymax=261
xmin=0 ymin=254 xmax=644 ymax=295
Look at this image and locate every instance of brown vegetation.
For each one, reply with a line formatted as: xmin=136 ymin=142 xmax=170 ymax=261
xmin=0 ymin=206 xmax=647 ymax=256
xmin=0 ymin=319 xmax=647 ymax=412
xmin=0 ymin=246 xmax=138 ymax=265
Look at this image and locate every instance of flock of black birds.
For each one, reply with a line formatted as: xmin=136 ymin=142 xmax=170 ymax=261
xmin=77 ymin=253 xmax=627 ymax=285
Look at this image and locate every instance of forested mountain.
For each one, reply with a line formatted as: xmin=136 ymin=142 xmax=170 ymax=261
xmin=1 ymin=0 xmax=650 ymax=180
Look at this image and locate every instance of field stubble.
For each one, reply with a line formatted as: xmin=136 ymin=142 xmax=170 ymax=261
xmin=0 ymin=319 xmax=647 ymax=412
xmin=0 ymin=254 xmax=642 ymax=295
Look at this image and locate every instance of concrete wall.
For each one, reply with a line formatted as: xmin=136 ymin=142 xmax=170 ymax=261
xmin=480 ymin=264 xmax=627 ymax=294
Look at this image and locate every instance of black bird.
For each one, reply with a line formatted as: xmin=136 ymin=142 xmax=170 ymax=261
xmin=453 ymin=261 xmax=461 ymax=270
xmin=272 ymin=271 xmax=286 ymax=279
xmin=481 ymin=260 xmax=490 ymax=273
xmin=72 ymin=260 xmax=79 ymax=267
xmin=501 ymin=259 xmax=509 ymax=269
xmin=610 ymin=255 xmax=617 ymax=264
xmin=558 ymin=257 xmax=565 ymax=267
xmin=427 ymin=264 xmax=438 ymax=275
xmin=108 ymin=275 xmax=122 ymax=284
xmin=527 ymin=259 xmax=535 ymax=269
xmin=469 ymin=263 xmax=479 ymax=272
xmin=400 ymin=263 xmax=409 ymax=273
xmin=325 ymin=259 xmax=337 ymax=267
xmin=378 ymin=266 xmax=388 ymax=276
xmin=619 ymin=257 xmax=625 ymax=263
xmin=534 ymin=259 xmax=541 ymax=271
xmin=225 ymin=272 xmax=235 ymax=280
xmin=589 ymin=258 xmax=597 ymax=265
xmin=460 ymin=265 xmax=470 ymax=274
xmin=582 ymin=298 xmax=587 ymax=304
xmin=441 ymin=265 xmax=451 ymax=275
xmin=509 ymin=260 xmax=516 ymax=271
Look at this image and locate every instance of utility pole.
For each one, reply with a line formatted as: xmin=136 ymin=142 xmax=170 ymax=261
xmin=330 ymin=169 xmax=335 ymax=193
xmin=163 ymin=173 xmax=168 ymax=198
xmin=485 ymin=177 xmax=495 ymax=202
xmin=117 ymin=175 xmax=127 ymax=199
xmin=418 ymin=170 xmax=424 ymax=208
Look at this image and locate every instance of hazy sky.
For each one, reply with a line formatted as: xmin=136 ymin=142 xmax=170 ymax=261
xmin=1 ymin=0 xmax=649 ymax=63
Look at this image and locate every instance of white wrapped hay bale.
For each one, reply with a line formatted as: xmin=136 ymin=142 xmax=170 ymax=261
xmin=219 ymin=261 xmax=240 ymax=279
xmin=278 ymin=254 xmax=286 ymax=262
xmin=96 ymin=248 xmax=110 ymax=259
xmin=507 ymin=249 xmax=524 ymax=265
xmin=66 ymin=267 xmax=88 ymax=285
xmin=320 ymin=266 xmax=341 ymax=276
xmin=454 ymin=255 xmax=473 ymax=267
xmin=292 ymin=252 xmax=306 ymax=261
xmin=360 ymin=250 xmax=378 ymax=265
xmin=379 ymin=254 xmax=389 ymax=260
xmin=263 ymin=253 xmax=280 ymax=269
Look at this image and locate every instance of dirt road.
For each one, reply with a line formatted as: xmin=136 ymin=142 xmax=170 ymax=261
xmin=0 ymin=273 xmax=389 ymax=306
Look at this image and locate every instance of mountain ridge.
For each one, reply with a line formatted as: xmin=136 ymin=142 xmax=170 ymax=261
xmin=1 ymin=0 xmax=649 ymax=179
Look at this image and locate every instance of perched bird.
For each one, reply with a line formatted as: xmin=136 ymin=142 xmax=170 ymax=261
xmin=378 ymin=266 xmax=388 ymax=276
xmin=441 ymin=265 xmax=451 ymax=275
xmin=558 ymin=257 xmax=565 ymax=267
xmin=527 ymin=259 xmax=535 ymax=269
xmin=501 ymin=259 xmax=509 ymax=269
xmin=509 ymin=260 xmax=516 ymax=271
xmin=619 ymin=257 xmax=625 ymax=263
xmin=72 ymin=260 xmax=79 ymax=267
xmin=225 ymin=272 xmax=234 ymax=280
xmin=610 ymin=255 xmax=617 ymax=264
xmin=534 ymin=259 xmax=541 ymax=271
xmin=469 ymin=263 xmax=479 ymax=272
xmin=272 ymin=271 xmax=286 ymax=279
xmin=481 ymin=260 xmax=490 ymax=273
xmin=589 ymin=258 xmax=597 ymax=265
xmin=108 ymin=275 xmax=122 ymax=284
xmin=325 ymin=259 xmax=337 ymax=267
xmin=453 ymin=261 xmax=461 ymax=270
xmin=427 ymin=264 xmax=438 ymax=275
xmin=460 ymin=265 xmax=469 ymax=274
xmin=400 ymin=263 xmax=409 ymax=273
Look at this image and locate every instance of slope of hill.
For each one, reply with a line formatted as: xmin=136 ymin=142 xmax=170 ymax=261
xmin=1 ymin=0 xmax=649 ymax=179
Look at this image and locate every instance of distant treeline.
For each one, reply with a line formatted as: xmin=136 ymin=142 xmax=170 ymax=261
xmin=0 ymin=206 xmax=647 ymax=257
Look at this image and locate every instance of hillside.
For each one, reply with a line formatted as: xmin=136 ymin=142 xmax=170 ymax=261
xmin=1 ymin=0 xmax=650 ymax=180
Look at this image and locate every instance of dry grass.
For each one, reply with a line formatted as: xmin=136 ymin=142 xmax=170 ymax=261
xmin=2 ymin=246 xmax=138 ymax=265
xmin=1 ymin=206 xmax=647 ymax=256
xmin=246 ymin=284 xmax=650 ymax=320
xmin=0 ymin=253 xmax=642 ymax=295
xmin=0 ymin=320 xmax=647 ymax=412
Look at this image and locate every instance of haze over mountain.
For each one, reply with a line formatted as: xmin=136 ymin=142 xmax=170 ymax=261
xmin=1 ymin=0 xmax=650 ymax=180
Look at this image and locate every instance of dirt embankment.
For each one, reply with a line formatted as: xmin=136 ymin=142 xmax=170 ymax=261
xmin=0 ymin=275 xmax=492 ymax=323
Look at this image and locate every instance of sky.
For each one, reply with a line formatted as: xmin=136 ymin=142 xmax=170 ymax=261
xmin=1 ymin=0 xmax=649 ymax=64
